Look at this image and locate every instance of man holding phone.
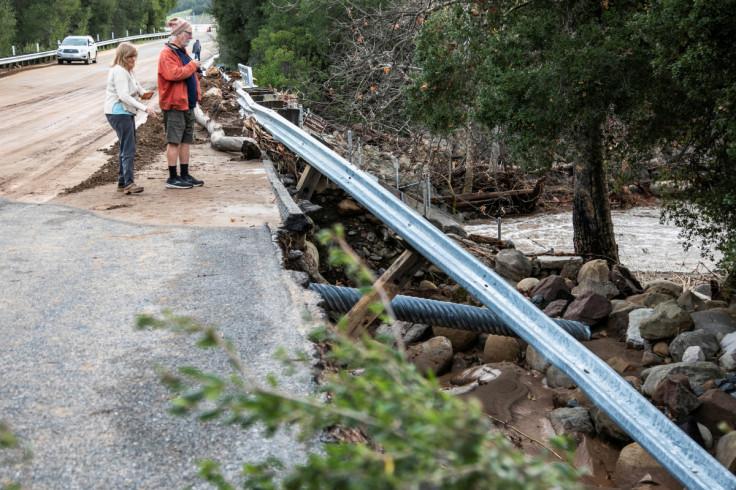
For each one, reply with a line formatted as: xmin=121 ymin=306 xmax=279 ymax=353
xmin=157 ymin=17 xmax=203 ymax=189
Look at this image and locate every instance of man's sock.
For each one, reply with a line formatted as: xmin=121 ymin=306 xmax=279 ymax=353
xmin=180 ymin=164 xmax=189 ymax=177
xmin=168 ymin=166 xmax=177 ymax=179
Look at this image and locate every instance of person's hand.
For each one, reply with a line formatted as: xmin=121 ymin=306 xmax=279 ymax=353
xmin=192 ymin=59 xmax=201 ymax=69
xmin=145 ymin=107 xmax=158 ymax=118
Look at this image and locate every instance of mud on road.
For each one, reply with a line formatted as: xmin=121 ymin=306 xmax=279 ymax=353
xmin=0 ymin=37 xmax=280 ymax=228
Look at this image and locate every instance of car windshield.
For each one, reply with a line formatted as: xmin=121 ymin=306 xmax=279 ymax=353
xmin=62 ymin=38 xmax=87 ymax=46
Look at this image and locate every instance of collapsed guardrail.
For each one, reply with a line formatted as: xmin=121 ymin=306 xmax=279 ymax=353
xmin=228 ymin=72 xmax=736 ymax=488
xmin=0 ymin=32 xmax=169 ymax=67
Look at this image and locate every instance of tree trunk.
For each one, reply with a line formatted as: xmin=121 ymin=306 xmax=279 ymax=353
xmin=462 ymin=121 xmax=476 ymax=194
xmin=572 ymin=117 xmax=620 ymax=263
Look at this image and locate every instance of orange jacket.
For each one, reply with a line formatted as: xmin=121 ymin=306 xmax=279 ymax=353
xmin=157 ymin=43 xmax=200 ymax=111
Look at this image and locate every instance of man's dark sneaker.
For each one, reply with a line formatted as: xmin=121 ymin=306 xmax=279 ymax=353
xmin=165 ymin=176 xmax=193 ymax=189
xmin=181 ymin=174 xmax=204 ymax=187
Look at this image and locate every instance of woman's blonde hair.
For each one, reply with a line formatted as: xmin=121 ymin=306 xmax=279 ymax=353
xmin=111 ymin=42 xmax=138 ymax=70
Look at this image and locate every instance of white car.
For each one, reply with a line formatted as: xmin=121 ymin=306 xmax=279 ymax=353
xmin=57 ymin=36 xmax=98 ymax=64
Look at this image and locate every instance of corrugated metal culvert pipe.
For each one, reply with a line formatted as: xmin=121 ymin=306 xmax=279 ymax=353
xmin=308 ymin=283 xmax=591 ymax=341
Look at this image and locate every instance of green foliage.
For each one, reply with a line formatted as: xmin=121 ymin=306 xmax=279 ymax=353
xmin=137 ymin=312 xmax=583 ymax=489
xmin=0 ymin=0 xmax=16 ymax=56
xmin=247 ymin=0 xmax=333 ymax=98
xmin=171 ymin=0 xmax=209 ymax=16
xmin=136 ymin=226 xmax=583 ymax=489
xmin=0 ymin=420 xmax=32 ymax=489
xmin=209 ymin=0 xmax=267 ymax=67
xmin=409 ymin=1 xmax=652 ymax=167
xmin=639 ymin=0 xmax=736 ymax=278
xmin=0 ymin=420 xmax=18 ymax=449
xmin=5 ymin=0 xmax=175 ymax=52
xmin=250 ymin=27 xmax=322 ymax=94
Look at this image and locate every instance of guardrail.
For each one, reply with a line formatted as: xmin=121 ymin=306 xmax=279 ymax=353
xmin=228 ymin=68 xmax=736 ymax=489
xmin=0 ymin=32 xmax=169 ymax=68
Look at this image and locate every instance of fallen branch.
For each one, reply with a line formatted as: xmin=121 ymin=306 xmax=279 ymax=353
xmin=193 ymin=105 xmax=261 ymax=158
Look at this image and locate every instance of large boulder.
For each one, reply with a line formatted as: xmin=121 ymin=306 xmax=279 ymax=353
xmin=626 ymin=292 xmax=673 ymax=308
xmin=677 ymin=290 xmax=708 ymax=313
xmin=546 ymin=365 xmax=576 ymax=389
xmin=336 ymin=198 xmax=363 ymax=216
xmin=668 ymin=330 xmax=720 ymax=362
xmin=406 ymin=336 xmax=453 ymax=376
xmin=610 ymin=264 xmax=643 ymax=297
xmin=483 ymin=335 xmax=521 ymax=363
xmin=516 ymin=277 xmax=539 ymax=294
xmin=526 ymin=344 xmax=551 ymax=372
xmin=691 ymin=310 xmax=736 ymax=336
xmin=562 ymin=291 xmax=612 ymax=326
xmin=720 ymin=332 xmax=736 ymax=371
xmin=590 ymin=405 xmax=631 ymax=443
xmin=693 ymin=389 xmax=736 ymax=434
xmin=613 ymin=442 xmax=681 ymax=489
xmin=530 ymin=275 xmax=574 ymax=306
xmin=432 ymin=326 xmax=478 ymax=352
xmin=642 ymin=362 xmax=724 ymax=396
xmin=605 ymin=300 xmax=639 ymax=338
xmin=537 ymin=255 xmax=583 ymax=271
xmin=638 ymin=299 xmax=693 ymax=341
xmin=650 ymin=375 xmax=701 ymax=417
xmin=549 ymin=407 xmax=595 ymax=437
xmin=494 ymin=249 xmax=533 ymax=282
xmin=543 ymin=299 xmax=569 ymax=318
xmin=571 ymin=278 xmax=619 ymax=299
xmin=627 ymin=308 xmax=653 ymax=349
xmin=716 ymin=431 xmax=736 ymax=474
xmin=643 ymin=279 xmax=683 ymax=299
xmin=577 ymin=259 xmax=610 ymax=283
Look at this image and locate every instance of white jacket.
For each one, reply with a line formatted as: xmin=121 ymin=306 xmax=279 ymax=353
xmin=104 ymin=64 xmax=148 ymax=115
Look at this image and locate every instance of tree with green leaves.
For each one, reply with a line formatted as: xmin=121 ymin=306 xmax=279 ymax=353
xmin=209 ymin=0 xmax=267 ymax=67
xmin=0 ymin=0 xmax=16 ymax=56
xmin=247 ymin=0 xmax=337 ymax=101
xmin=638 ymin=0 xmax=736 ymax=287
xmin=408 ymin=1 xmax=664 ymax=263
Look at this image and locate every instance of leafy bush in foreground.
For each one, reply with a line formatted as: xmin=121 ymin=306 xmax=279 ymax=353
xmin=136 ymin=227 xmax=582 ymax=489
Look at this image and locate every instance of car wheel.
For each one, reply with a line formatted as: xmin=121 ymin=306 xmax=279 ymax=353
xmin=67 ymin=60 xmax=71 ymax=64
xmin=58 ymin=59 xmax=63 ymax=64
xmin=93 ymin=52 xmax=98 ymax=64
xmin=85 ymin=56 xmax=90 ymax=65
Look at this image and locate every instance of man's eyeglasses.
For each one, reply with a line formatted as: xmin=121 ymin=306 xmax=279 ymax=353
xmin=184 ymin=31 xmax=193 ymax=37
xmin=126 ymin=55 xmax=137 ymax=59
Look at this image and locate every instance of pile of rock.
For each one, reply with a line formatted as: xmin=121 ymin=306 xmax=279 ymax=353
xmin=381 ymin=244 xmax=736 ymax=486
xmin=286 ymin=185 xmax=736 ymax=484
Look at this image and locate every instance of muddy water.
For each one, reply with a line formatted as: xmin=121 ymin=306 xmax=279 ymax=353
xmin=465 ymin=206 xmax=720 ymax=273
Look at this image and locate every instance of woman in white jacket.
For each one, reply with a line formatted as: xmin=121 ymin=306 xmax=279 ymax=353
xmin=104 ymin=42 xmax=157 ymax=194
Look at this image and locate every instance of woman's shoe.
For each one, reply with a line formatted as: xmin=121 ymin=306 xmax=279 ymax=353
xmin=124 ymin=183 xmax=144 ymax=194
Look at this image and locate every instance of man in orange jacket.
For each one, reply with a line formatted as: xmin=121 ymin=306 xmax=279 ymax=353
xmin=158 ymin=17 xmax=202 ymax=189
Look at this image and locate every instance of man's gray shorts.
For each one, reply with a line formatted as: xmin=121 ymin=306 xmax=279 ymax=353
xmin=162 ymin=108 xmax=195 ymax=144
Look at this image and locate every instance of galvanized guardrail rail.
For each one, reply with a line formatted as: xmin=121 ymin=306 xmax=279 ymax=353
xmin=227 ymin=68 xmax=736 ymax=488
xmin=0 ymin=32 xmax=169 ymax=67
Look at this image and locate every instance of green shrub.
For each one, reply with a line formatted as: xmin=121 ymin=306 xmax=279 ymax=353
xmin=136 ymin=227 xmax=583 ymax=489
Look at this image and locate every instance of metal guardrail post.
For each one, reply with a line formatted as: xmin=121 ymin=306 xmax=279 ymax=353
xmin=230 ymin=80 xmax=736 ymax=489
xmin=237 ymin=64 xmax=254 ymax=87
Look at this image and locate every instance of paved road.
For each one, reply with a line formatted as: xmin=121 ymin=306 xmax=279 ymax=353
xmin=0 ymin=198 xmax=319 ymax=488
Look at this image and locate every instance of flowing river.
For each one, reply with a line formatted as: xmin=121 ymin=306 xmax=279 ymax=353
xmin=464 ymin=206 xmax=721 ymax=273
